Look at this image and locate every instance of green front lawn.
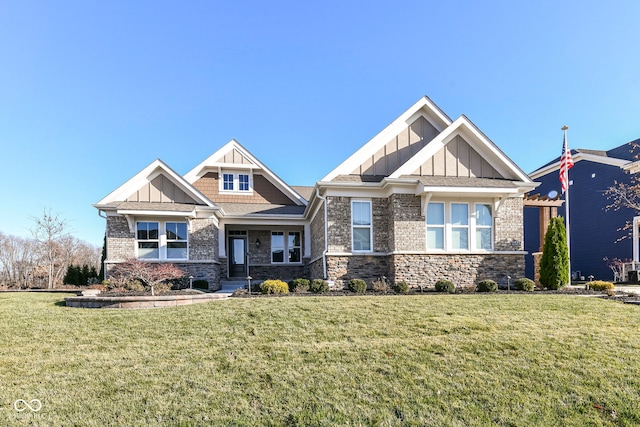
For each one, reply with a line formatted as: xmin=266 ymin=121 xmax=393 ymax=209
xmin=1 ymin=293 xmax=639 ymax=426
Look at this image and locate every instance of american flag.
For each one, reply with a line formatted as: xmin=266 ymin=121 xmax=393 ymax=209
xmin=559 ymin=132 xmax=574 ymax=193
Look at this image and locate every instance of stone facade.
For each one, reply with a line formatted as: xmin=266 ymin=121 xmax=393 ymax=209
xmin=326 ymin=255 xmax=389 ymax=288
xmin=327 ymin=196 xmax=351 ymax=252
xmin=106 ymin=216 xmax=135 ymax=261
xmin=494 ymin=197 xmax=524 ymax=251
xmin=389 ymin=253 xmax=524 ymax=288
xmin=388 ymin=194 xmax=425 ymax=251
xmin=189 ymin=218 xmax=218 ymax=260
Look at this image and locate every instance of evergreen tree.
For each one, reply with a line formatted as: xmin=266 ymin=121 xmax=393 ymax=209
xmin=539 ymin=217 xmax=569 ymax=289
xmin=98 ymin=234 xmax=106 ymax=280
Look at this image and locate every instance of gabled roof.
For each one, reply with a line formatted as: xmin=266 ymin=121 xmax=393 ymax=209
xmin=184 ymin=139 xmax=307 ymax=206
xmin=529 ymin=139 xmax=639 ymax=179
xmin=322 ymin=96 xmax=452 ymax=182
xmin=95 ymin=159 xmax=216 ymax=208
xmin=389 ymin=115 xmax=532 ymax=183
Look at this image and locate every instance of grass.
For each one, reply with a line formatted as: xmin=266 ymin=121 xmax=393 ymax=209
xmin=1 ymin=293 xmax=640 ymax=426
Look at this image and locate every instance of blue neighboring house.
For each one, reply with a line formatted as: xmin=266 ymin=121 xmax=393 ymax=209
xmin=525 ymin=139 xmax=640 ymax=281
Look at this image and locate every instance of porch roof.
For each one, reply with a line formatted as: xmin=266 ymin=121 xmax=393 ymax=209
xmin=216 ymin=202 xmax=306 ymax=216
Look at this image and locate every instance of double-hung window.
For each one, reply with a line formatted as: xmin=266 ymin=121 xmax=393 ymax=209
xmin=351 ymin=200 xmax=372 ymax=252
xmin=166 ymin=222 xmax=188 ymax=259
xmin=426 ymin=202 xmax=493 ymax=251
xmin=137 ymin=222 xmax=159 ymax=259
xmin=136 ymin=221 xmax=188 ymax=260
xmin=475 ymin=204 xmax=493 ymax=250
xmin=271 ymin=231 xmax=302 ymax=263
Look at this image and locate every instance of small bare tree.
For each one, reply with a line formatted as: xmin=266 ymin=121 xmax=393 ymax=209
xmin=30 ymin=209 xmax=70 ymax=289
xmin=605 ymin=142 xmax=640 ymax=240
xmin=110 ymin=260 xmax=185 ymax=295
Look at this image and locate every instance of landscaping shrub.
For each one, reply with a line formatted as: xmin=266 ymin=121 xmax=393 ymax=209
xmin=514 ymin=278 xmax=535 ymax=292
xmin=372 ymin=276 xmax=390 ymax=293
xmin=392 ymin=281 xmax=409 ymax=294
xmin=540 ymin=217 xmax=569 ymax=289
xmin=260 ymin=279 xmax=289 ymax=294
xmin=435 ymin=279 xmax=456 ymax=294
xmin=589 ymin=280 xmax=614 ymax=291
xmin=289 ymin=278 xmax=310 ymax=293
xmin=477 ymin=279 xmax=498 ymax=293
xmin=192 ymin=279 xmax=209 ymax=290
xmin=348 ymin=278 xmax=367 ymax=294
xmin=309 ymin=279 xmax=329 ymax=294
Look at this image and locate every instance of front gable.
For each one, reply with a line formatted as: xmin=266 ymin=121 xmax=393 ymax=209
xmin=184 ymin=139 xmax=306 ymax=206
xmin=96 ymin=159 xmax=215 ymax=208
xmin=390 ymin=115 xmax=531 ymax=182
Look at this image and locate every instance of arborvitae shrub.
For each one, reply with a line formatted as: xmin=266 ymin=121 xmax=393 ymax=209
xmin=589 ymin=280 xmax=614 ymax=291
xmin=260 ymin=279 xmax=289 ymax=294
xmin=539 ymin=217 xmax=569 ymax=290
xmin=348 ymin=278 xmax=367 ymax=294
xmin=435 ymin=279 xmax=456 ymax=294
xmin=514 ymin=278 xmax=535 ymax=291
xmin=392 ymin=281 xmax=409 ymax=294
xmin=309 ymin=279 xmax=329 ymax=294
xmin=289 ymin=278 xmax=310 ymax=293
xmin=477 ymin=279 xmax=498 ymax=292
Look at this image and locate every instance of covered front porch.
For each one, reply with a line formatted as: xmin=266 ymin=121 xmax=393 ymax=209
xmin=218 ymin=223 xmax=310 ymax=283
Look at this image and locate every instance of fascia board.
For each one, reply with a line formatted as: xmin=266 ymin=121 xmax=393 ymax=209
xmin=117 ymin=209 xmax=197 ymax=217
xmin=321 ymin=97 xmax=452 ymax=182
xmin=183 ymin=139 xmax=240 ymax=183
xmin=529 ymin=153 xmax=630 ymax=179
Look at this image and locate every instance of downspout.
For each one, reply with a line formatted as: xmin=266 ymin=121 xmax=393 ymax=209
xmin=315 ymin=187 xmax=328 ymax=279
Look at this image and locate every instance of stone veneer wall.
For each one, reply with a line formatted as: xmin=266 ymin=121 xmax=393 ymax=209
xmin=372 ymin=198 xmax=389 ymax=252
xmin=189 ymin=218 xmax=218 ymax=260
xmin=325 ymin=255 xmax=389 ymax=288
xmin=106 ymin=216 xmax=135 ymax=261
xmin=389 ymin=253 xmax=524 ymax=287
xmin=388 ymin=194 xmax=425 ymax=251
xmin=310 ymin=206 xmax=325 ymax=262
xmin=494 ymin=197 xmax=524 ymax=250
xmin=327 ymin=196 xmax=351 ymax=252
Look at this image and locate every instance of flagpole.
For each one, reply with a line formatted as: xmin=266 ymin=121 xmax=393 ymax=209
xmin=562 ymin=125 xmax=571 ymax=285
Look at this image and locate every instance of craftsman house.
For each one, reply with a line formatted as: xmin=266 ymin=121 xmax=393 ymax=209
xmin=95 ymin=96 xmax=538 ymax=289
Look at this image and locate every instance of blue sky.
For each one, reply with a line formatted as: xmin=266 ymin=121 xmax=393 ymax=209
xmin=1 ymin=1 xmax=639 ymax=246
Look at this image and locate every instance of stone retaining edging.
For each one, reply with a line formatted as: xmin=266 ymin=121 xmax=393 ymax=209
xmin=65 ymin=292 xmax=228 ymax=309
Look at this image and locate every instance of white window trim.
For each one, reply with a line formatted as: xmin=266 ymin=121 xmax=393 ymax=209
xmin=351 ymin=199 xmax=373 ymax=253
xmin=271 ymin=231 xmax=303 ymax=264
xmin=135 ymin=220 xmax=189 ymax=260
xmin=426 ymin=201 xmax=494 ymax=252
xmin=219 ymin=170 xmax=254 ymax=195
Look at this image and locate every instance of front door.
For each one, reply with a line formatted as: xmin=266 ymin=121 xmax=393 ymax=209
xmin=228 ymin=236 xmax=247 ymax=278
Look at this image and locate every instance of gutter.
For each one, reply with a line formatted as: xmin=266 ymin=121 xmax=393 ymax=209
xmin=315 ymin=187 xmax=328 ymax=279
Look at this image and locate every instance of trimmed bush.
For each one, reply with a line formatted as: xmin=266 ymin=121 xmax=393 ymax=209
xmin=289 ymin=278 xmax=310 ymax=293
xmin=392 ymin=281 xmax=409 ymax=294
xmin=477 ymin=279 xmax=498 ymax=293
xmin=260 ymin=280 xmax=289 ymax=294
xmin=514 ymin=278 xmax=535 ymax=292
xmin=348 ymin=278 xmax=367 ymax=294
xmin=435 ymin=279 xmax=456 ymax=294
xmin=589 ymin=280 xmax=614 ymax=291
xmin=192 ymin=279 xmax=209 ymax=290
xmin=309 ymin=279 xmax=329 ymax=294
